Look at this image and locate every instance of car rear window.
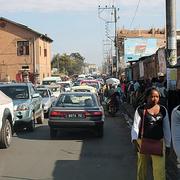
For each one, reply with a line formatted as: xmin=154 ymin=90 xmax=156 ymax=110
xmin=56 ymin=94 xmax=97 ymax=107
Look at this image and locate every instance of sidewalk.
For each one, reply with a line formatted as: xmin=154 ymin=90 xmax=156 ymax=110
xmin=121 ymin=102 xmax=179 ymax=180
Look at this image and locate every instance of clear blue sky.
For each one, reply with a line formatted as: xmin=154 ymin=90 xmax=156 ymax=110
xmin=0 ymin=0 xmax=180 ymax=66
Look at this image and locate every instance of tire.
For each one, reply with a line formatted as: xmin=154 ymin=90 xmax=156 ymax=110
xmin=50 ymin=128 xmax=57 ymax=139
xmin=36 ymin=110 xmax=44 ymax=124
xmin=27 ymin=114 xmax=35 ymax=132
xmin=0 ymin=118 xmax=12 ymax=148
xmin=95 ymin=126 xmax=104 ymax=138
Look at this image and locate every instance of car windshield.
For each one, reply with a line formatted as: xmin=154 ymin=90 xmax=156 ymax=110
xmin=56 ymin=94 xmax=97 ymax=107
xmin=0 ymin=86 xmax=29 ymax=100
xmin=36 ymin=89 xmax=49 ymax=98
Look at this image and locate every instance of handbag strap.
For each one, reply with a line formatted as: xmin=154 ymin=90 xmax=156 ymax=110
xmin=141 ymin=109 xmax=146 ymax=139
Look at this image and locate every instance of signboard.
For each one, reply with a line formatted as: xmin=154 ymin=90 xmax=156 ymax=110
xmin=124 ymin=38 xmax=158 ymax=62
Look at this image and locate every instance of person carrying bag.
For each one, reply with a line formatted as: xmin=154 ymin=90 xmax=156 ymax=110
xmin=131 ymin=87 xmax=171 ymax=180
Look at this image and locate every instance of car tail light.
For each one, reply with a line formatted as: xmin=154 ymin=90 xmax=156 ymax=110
xmin=85 ymin=111 xmax=102 ymax=117
xmin=50 ymin=111 xmax=65 ymax=117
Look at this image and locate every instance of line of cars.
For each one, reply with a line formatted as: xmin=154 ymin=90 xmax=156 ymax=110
xmin=0 ymin=78 xmax=105 ymax=148
xmin=47 ymin=78 xmax=105 ymax=138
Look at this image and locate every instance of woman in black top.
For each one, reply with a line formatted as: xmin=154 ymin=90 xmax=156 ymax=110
xmin=131 ymin=87 xmax=171 ymax=180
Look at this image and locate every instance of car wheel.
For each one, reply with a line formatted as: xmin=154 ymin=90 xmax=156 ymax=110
xmin=36 ymin=110 xmax=44 ymax=124
xmin=0 ymin=118 xmax=12 ymax=148
xmin=27 ymin=114 xmax=35 ymax=132
xmin=50 ymin=128 xmax=57 ymax=139
xmin=95 ymin=126 xmax=104 ymax=138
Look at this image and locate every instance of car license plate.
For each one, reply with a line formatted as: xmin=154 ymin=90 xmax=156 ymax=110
xmin=67 ymin=113 xmax=84 ymax=118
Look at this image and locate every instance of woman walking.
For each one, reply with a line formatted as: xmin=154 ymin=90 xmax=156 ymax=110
xmin=131 ymin=87 xmax=171 ymax=180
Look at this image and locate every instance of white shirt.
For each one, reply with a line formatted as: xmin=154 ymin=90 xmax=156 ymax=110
xmin=131 ymin=106 xmax=171 ymax=147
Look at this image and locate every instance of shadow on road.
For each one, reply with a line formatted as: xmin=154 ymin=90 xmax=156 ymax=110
xmin=15 ymin=124 xmax=102 ymax=141
xmin=50 ymin=114 xmax=136 ymax=180
xmin=13 ymin=112 xmax=136 ymax=180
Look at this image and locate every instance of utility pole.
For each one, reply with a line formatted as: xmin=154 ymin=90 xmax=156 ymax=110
xmin=98 ymin=5 xmax=119 ymax=78
xmin=166 ymin=0 xmax=177 ymax=90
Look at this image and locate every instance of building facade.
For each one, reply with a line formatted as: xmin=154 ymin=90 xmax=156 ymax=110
xmin=0 ymin=17 xmax=53 ymax=83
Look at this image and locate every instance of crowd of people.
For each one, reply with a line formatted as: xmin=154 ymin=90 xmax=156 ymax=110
xmin=100 ymin=74 xmax=180 ymax=180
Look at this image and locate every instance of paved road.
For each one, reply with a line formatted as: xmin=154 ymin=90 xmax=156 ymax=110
xmin=0 ymin=112 xmax=136 ymax=180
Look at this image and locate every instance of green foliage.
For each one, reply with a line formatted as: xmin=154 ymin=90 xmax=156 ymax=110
xmin=51 ymin=52 xmax=85 ymax=76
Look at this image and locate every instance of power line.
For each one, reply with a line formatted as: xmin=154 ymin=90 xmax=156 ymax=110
xmin=129 ymin=0 xmax=141 ymax=29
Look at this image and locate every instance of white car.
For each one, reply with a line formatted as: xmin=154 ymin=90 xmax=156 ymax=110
xmin=36 ymin=86 xmax=56 ymax=114
xmin=0 ymin=90 xmax=14 ymax=148
xmin=57 ymin=81 xmax=72 ymax=92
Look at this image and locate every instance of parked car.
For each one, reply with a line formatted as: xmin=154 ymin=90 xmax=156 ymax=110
xmin=0 ymin=90 xmax=14 ymax=148
xmin=48 ymin=92 xmax=104 ymax=138
xmin=36 ymin=86 xmax=56 ymax=115
xmin=0 ymin=83 xmax=44 ymax=131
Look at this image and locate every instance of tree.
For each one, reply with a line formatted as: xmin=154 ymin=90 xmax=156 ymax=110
xmin=51 ymin=52 xmax=85 ymax=76
xmin=51 ymin=53 xmax=60 ymax=69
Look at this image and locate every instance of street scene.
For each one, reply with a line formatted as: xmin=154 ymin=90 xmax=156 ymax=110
xmin=0 ymin=0 xmax=180 ymax=180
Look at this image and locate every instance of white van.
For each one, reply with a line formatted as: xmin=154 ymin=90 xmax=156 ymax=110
xmin=42 ymin=77 xmax=61 ymax=86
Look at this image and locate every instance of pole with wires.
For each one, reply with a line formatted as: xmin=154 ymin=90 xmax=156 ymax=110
xmin=98 ymin=4 xmax=119 ymax=78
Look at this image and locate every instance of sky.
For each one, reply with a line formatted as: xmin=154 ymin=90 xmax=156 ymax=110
xmin=0 ymin=0 xmax=180 ymax=66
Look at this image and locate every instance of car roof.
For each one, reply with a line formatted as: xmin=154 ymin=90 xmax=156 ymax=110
xmin=60 ymin=92 xmax=94 ymax=96
xmin=71 ymin=85 xmax=95 ymax=89
xmin=0 ymin=82 xmax=33 ymax=87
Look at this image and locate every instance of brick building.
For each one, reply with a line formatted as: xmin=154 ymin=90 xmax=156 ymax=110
xmin=0 ymin=17 xmax=53 ymax=83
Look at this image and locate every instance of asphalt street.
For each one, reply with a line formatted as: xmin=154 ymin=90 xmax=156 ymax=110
xmin=0 ymin=111 xmax=136 ymax=180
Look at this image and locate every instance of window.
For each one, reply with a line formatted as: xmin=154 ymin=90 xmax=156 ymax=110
xmin=40 ymin=47 xmax=41 ymax=56
xmin=44 ymin=49 xmax=47 ymax=57
xmin=17 ymin=41 xmax=29 ymax=56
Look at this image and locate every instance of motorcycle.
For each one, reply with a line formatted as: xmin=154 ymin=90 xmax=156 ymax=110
xmin=106 ymin=92 xmax=119 ymax=116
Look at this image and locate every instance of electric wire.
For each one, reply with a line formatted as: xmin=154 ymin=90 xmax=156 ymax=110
xmin=129 ymin=0 xmax=141 ymax=29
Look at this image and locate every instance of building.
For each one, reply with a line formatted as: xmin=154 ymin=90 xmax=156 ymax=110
xmin=0 ymin=17 xmax=53 ymax=83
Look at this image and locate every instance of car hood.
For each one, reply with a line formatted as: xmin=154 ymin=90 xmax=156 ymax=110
xmin=13 ymin=99 xmax=31 ymax=107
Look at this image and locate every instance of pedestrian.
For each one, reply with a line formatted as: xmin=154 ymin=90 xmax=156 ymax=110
xmin=131 ymin=87 xmax=171 ymax=180
xmin=171 ymin=104 xmax=180 ymax=161
xmin=128 ymin=81 xmax=134 ymax=104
